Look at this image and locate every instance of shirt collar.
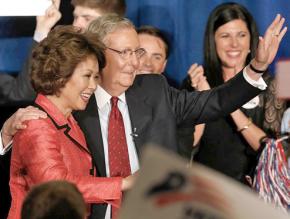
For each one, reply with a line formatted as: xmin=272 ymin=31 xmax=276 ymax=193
xmin=94 ymin=85 xmax=126 ymax=109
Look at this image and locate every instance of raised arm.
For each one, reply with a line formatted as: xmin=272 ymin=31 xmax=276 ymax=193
xmin=0 ymin=1 xmax=62 ymax=105
xmin=246 ymin=14 xmax=287 ymax=80
xmin=34 ymin=0 xmax=62 ymax=41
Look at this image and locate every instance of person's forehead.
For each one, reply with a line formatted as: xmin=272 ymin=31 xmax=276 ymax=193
xmin=139 ymin=33 xmax=164 ymax=43
xmin=105 ymin=28 xmax=139 ymax=47
xmin=73 ymin=5 xmax=103 ymax=17
xmin=138 ymin=34 xmax=166 ymax=51
xmin=215 ymin=19 xmax=249 ymax=33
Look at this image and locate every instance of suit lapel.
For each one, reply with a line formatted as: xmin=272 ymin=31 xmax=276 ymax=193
xmin=75 ymin=97 xmax=107 ymax=177
xmin=126 ymin=83 xmax=152 ymax=154
xmin=64 ymin=117 xmax=90 ymax=154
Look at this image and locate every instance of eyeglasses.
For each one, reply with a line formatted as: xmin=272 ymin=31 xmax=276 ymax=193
xmin=106 ymin=47 xmax=146 ymax=59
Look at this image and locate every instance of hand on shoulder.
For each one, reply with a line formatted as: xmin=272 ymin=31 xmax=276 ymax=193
xmin=2 ymin=106 xmax=47 ymax=146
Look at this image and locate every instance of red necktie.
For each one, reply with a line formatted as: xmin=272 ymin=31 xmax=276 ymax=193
xmin=108 ymin=97 xmax=131 ymax=219
xmin=108 ymin=97 xmax=131 ymax=177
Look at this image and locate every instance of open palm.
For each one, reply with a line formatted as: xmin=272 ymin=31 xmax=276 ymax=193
xmin=255 ymin=14 xmax=287 ymax=67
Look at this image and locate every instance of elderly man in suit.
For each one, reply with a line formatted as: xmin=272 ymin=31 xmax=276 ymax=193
xmin=1 ymin=13 xmax=287 ymax=219
xmin=74 ymin=13 xmax=285 ymax=218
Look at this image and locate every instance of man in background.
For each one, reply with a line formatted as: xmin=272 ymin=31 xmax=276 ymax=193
xmin=136 ymin=25 xmax=208 ymax=159
xmin=137 ymin=25 xmax=169 ymax=74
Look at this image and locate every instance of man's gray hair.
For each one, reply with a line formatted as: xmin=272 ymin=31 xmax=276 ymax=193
xmin=87 ymin=13 xmax=135 ymax=43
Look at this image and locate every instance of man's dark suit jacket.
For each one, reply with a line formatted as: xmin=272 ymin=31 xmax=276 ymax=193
xmin=74 ymin=72 xmax=261 ymax=219
xmin=0 ymin=41 xmax=36 ymax=106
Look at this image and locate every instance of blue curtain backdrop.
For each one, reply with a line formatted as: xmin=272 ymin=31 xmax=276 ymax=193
xmin=0 ymin=0 xmax=289 ymax=86
xmin=126 ymin=0 xmax=290 ymax=86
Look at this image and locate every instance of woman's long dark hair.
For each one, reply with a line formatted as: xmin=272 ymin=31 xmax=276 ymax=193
xmin=204 ymin=2 xmax=259 ymax=87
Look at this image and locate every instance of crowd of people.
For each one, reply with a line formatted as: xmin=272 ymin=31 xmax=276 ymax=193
xmin=0 ymin=0 xmax=289 ymax=218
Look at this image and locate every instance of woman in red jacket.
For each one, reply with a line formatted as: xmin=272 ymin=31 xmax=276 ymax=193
xmin=8 ymin=26 xmax=133 ymax=219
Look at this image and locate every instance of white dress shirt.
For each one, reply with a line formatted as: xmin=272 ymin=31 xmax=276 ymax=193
xmin=0 ymin=131 xmax=12 ymax=155
xmin=95 ymin=85 xmax=139 ymax=219
xmin=242 ymin=68 xmax=267 ymax=90
xmin=95 ymin=85 xmax=140 ymax=176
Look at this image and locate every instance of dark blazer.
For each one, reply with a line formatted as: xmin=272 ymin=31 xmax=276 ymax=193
xmin=0 ymin=41 xmax=37 ymax=106
xmin=74 ymin=72 xmax=261 ymax=219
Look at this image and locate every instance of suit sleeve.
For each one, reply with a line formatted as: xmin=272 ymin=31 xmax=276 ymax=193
xmin=167 ymin=71 xmax=262 ymax=125
xmin=0 ymin=41 xmax=38 ymax=106
xmin=15 ymin=120 xmax=122 ymax=206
